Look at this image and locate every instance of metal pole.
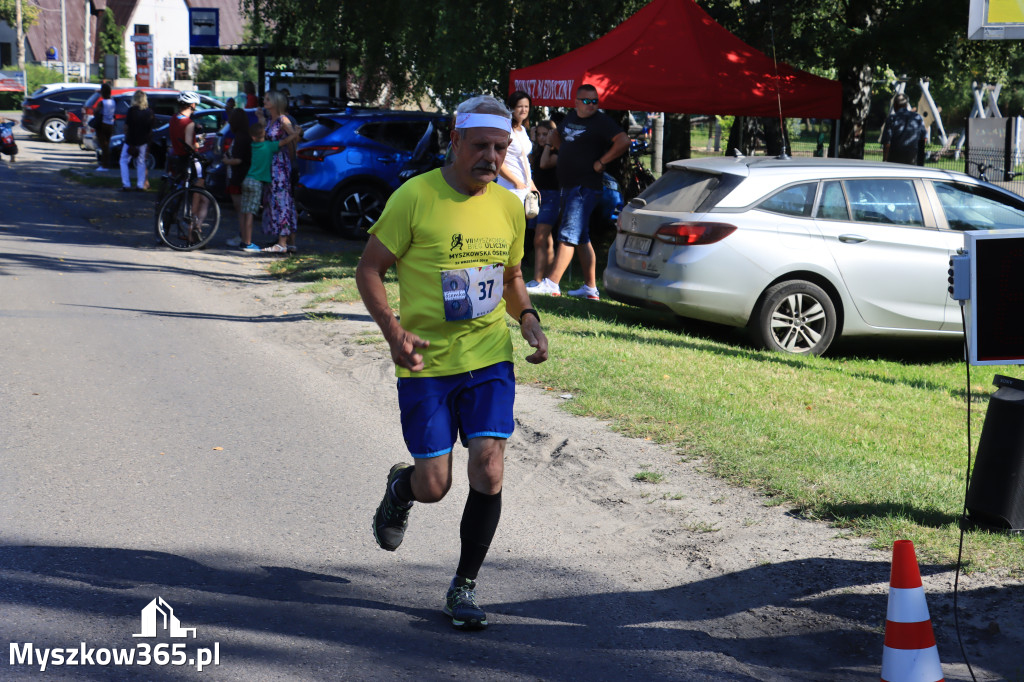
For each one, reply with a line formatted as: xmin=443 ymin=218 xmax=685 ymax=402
xmin=15 ymin=0 xmax=25 ymax=71
xmin=652 ymin=113 xmax=664 ymax=175
xmin=61 ymin=0 xmax=69 ymax=81
xmin=84 ymin=0 xmax=91 ymax=82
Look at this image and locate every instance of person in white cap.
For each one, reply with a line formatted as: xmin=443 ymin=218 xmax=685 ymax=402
xmin=356 ymin=94 xmax=548 ymax=631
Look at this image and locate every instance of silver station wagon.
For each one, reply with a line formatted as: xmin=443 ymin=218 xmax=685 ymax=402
xmin=603 ymin=157 xmax=1024 ymax=355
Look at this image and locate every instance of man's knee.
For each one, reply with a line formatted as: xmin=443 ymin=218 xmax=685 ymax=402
xmin=468 ymin=440 xmax=505 ymax=494
xmin=412 ymin=462 xmax=452 ymax=503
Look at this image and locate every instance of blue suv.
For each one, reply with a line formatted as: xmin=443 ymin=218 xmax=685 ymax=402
xmin=295 ymin=109 xmax=450 ymax=237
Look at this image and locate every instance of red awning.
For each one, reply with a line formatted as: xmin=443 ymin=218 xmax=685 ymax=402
xmin=509 ymin=0 xmax=841 ymax=120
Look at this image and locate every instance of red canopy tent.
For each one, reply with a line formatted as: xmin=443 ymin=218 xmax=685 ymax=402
xmin=508 ymin=0 xmax=841 ymax=120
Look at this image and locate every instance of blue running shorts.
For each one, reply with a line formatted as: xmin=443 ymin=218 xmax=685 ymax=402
xmin=397 ymin=362 xmax=516 ymax=458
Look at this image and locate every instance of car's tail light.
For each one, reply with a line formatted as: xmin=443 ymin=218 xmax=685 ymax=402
xmin=25 ymin=104 xmax=39 ymax=110
xmin=297 ymin=145 xmax=344 ymax=161
xmin=67 ymin=111 xmax=81 ymax=123
xmin=655 ymin=222 xmax=737 ymax=245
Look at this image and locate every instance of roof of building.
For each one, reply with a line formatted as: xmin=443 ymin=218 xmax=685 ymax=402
xmin=23 ymin=0 xmax=246 ymax=66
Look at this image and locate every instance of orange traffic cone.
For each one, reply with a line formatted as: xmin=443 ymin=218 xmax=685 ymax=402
xmin=881 ymin=540 xmax=944 ymax=682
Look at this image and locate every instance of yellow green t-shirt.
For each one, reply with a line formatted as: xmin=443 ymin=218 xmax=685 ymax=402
xmin=369 ymin=169 xmax=526 ymax=378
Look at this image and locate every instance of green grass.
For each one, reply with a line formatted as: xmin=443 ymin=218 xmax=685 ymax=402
xmin=634 ymin=470 xmax=665 ymax=484
xmin=269 ymin=252 xmax=1024 ymax=573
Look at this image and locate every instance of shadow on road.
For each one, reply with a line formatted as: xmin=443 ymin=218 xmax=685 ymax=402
xmin=5 ymin=543 xmax=1017 ymax=679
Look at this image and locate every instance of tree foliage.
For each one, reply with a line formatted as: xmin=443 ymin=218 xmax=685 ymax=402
xmin=700 ymin=0 xmax=1023 ymax=157
xmin=240 ymin=0 xmax=648 ymax=108
xmin=0 ymin=0 xmax=39 ymax=34
xmin=97 ymin=8 xmax=129 ymax=78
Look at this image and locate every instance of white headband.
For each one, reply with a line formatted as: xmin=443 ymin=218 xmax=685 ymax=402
xmin=455 ymin=112 xmax=512 ymax=132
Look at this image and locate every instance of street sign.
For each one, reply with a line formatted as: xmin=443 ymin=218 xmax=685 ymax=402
xmin=189 ymin=9 xmax=220 ymax=49
xmin=969 ymin=0 xmax=1024 ymax=39
xmin=0 ymin=70 xmax=26 ymax=93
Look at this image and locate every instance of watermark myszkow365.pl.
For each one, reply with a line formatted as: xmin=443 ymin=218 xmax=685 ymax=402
xmin=9 ymin=597 xmax=221 ymax=672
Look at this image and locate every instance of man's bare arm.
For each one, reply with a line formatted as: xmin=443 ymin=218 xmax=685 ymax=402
xmin=356 ymin=236 xmax=430 ymax=372
xmin=503 ymin=262 xmax=548 ymax=364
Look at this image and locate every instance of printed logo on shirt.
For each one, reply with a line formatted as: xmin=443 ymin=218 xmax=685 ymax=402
xmin=450 ymin=233 xmax=464 ymax=252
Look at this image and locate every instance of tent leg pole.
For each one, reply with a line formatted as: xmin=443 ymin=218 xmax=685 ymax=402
xmin=831 ymin=119 xmax=840 ymax=158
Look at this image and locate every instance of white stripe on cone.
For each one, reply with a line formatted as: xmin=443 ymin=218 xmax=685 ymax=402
xmin=886 ymin=586 xmax=931 ymax=623
xmin=880 ymin=645 xmax=944 ymax=682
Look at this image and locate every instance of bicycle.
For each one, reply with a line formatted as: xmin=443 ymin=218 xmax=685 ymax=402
xmin=971 ymin=160 xmax=1021 ymax=184
xmin=154 ymin=152 xmax=221 ymax=251
xmin=624 ymin=138 xmax=656 ymax=201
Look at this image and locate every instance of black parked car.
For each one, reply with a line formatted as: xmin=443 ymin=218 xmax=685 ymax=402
xmin=21 ymin=83 xmax=101 ymax=143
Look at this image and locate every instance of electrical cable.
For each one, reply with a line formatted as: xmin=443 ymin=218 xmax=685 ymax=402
xmin=955 ymin=303 xmax=978 ymax=682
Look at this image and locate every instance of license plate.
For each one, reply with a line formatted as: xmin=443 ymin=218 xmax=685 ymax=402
xmin=623 ymin=234 xmax=653 ymax=255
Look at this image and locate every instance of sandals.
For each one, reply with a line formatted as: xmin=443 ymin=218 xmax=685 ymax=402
xmin=262 ymin=243 xmax=288 ymax=254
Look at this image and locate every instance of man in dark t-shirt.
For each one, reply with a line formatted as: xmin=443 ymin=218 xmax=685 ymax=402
xmin=530 ymin=84 xmax=629 ymax=300
xmin=881 ymin=93 xmax=925 ymax=166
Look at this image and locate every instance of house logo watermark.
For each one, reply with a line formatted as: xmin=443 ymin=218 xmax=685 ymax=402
xmin=9 ymin=597 xmax=221 ymax=672
xmin=134 ymin=597 xmax=196 ymax=638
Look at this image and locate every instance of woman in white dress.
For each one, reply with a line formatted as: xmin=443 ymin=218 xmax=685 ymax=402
xmin=497 ymin=90 xmax=538 ymax=205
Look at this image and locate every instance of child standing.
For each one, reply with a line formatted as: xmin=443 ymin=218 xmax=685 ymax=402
xmin=224 ymin=120 xmax=301 ymax=253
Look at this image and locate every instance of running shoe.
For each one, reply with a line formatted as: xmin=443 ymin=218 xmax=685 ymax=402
xmin=372 ymin=463 xmax=413 ymax=551
xmin=444 ymin=577 xmax=488 ymax=630
xmin=525 ymin=280 xmax=541 ymax=288
xmin=226 ymin=235 xmax=242 ymax=247
xmin=241 ymin=243 xmax=261 ymax=253
xmin=568 ymin=284 xmax=600 ymax=300
xmin=531 ymin=278 xmax=561 ymax=297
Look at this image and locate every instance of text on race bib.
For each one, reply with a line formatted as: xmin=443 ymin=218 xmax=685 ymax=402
xmin=441 ymin=263 xmax=504 ymax=322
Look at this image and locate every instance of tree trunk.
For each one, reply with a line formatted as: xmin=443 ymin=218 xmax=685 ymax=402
xmin=838 ymin=63 xmax=873 ymax=159
xmin=837 ymin=0 xmax=882 ymax=159
xmin=663 ymin=113 xmax=690 ymax=163
xmin=726 ymin=117 xmax=761 ymax=156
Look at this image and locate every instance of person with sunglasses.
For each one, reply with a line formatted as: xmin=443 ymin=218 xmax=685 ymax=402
xmin=530 ymin=84 xmax=629 ymax=300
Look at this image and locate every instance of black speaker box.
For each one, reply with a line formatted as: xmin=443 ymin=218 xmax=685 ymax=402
xmin=965 ymin=375 xmax=1024 ymax=532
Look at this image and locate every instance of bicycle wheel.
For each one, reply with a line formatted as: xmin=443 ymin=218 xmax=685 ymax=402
xmin=155 ymin=187 xmax=221 ymax=251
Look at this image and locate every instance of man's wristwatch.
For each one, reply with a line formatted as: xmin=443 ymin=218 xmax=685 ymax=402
xmin=520 ymin=308 xmax=541 ymax=324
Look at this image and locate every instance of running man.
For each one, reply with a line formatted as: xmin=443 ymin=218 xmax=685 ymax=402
xmin=356 ymin=94 xmax=548 ymax=631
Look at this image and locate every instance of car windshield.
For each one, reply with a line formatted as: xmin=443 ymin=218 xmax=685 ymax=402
xmin=934 ymin=181 xmax=1024 ymax=231
xmin=637 ymin=168 xmax=722 ymax=212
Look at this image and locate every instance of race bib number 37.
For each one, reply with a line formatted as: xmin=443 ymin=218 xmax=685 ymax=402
xmin=441 ymin=263 xmax=504 ymax=321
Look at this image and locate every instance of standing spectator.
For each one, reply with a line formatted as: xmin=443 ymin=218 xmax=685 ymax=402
xmin=94 ymin=82 xmax=116 ymax=171
xmin=882 ymin=93 xmax=926 ymax=166
xmin=497 ymin=90 xmax=537 ymax=206
xmin=528 ymin=120 xmax=559 ymax=286
xmin=120 ymin=90 xmax=155 ymax=192
xmin=223 ymin=96 xmax=236 ymax=122
xmin=227 ymin=120 xmax=302 ymax=254
xmin=260 ymin=90 xmax=300 ymax=254
xmin=531 ymin=84 xmax=629 ymax=300
xmin=244 ymin=81 xmax=259 ymax=108
xmin=222 ymin=108 xmax=255 ymax=250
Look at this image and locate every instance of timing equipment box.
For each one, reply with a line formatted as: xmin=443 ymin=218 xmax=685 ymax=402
xmin=963 ymin=230 xmax=1024 ymax=365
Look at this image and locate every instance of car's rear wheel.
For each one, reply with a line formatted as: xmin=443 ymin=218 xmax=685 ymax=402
xmin=752 ymin=280 xmax=837 ymax=355
xmin=42 ymin=117 xmax=67 ymax=143
xmin=330 ymin=183 xmax=387 ymax=238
